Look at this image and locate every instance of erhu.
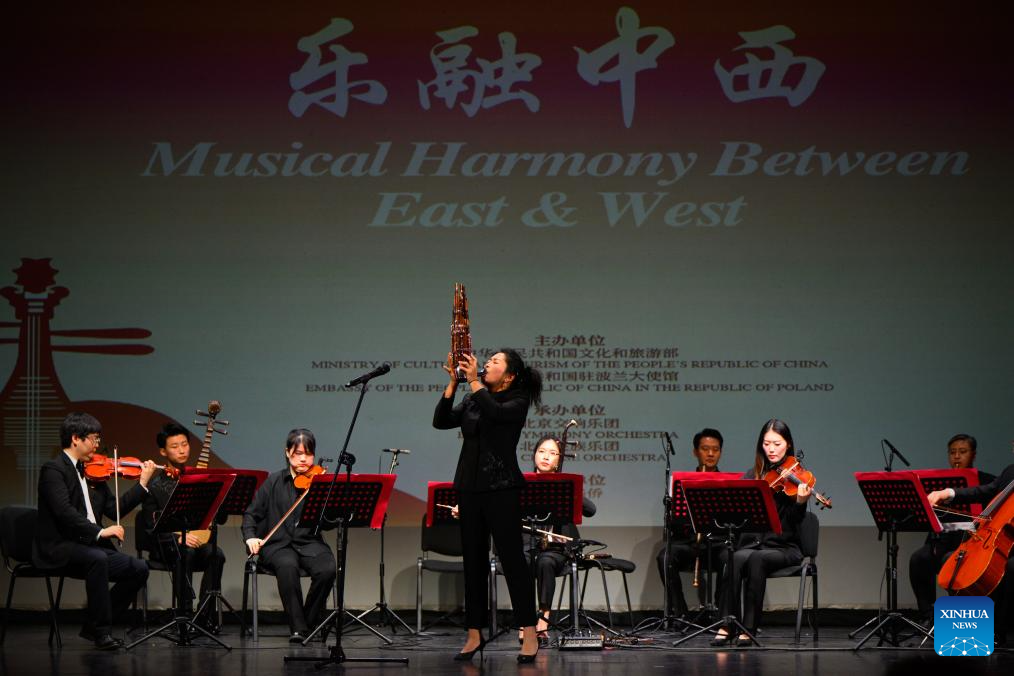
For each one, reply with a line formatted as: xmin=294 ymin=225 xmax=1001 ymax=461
xmin=451 ymin=283 xmax=484 ymax=382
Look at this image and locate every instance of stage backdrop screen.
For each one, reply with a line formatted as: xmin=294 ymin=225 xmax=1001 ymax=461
xmin=2 ymin=2 xmax=1011 ymax=526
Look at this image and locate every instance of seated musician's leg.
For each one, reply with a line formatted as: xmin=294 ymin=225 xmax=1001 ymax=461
xmin=262 ymin=548 xmax=306 ymax=635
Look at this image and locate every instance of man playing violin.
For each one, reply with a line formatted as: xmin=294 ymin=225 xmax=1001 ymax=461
xmin=928 ymin=449 xmax=1014 ymax=647
xmin=138 ymin=422 xmax=227 ymax=632
xmin=909 ymin=434 xmax=993 ymax=627
xmin=242 ymin=428 xmax=337 ymax=643
xmin=33 ymin=412 xmax=157 ymax=650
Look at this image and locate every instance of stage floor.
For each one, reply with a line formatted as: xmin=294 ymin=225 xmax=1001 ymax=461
xmin=2 ymin=620 xmax=1011 ymax=676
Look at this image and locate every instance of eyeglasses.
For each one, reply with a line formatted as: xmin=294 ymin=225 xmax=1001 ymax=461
xmin=86 ymin=434 xmax=101 ymax=444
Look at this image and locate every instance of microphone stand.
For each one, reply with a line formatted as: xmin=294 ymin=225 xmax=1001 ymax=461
xmin=284 ymin=380 xmax=408 ymax=669
xmin=633 ymin=434 xmax=701 ymax=635
xmin=350 ymin=449 xmax=416 ymax=635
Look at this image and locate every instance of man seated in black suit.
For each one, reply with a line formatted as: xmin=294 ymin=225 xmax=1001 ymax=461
xmin=909 ymin=434 xmax=993 ymax=626
xmin=33 ymin=412 xmax=156 ymax=650
xmin=929 ymin=454 xmax=1014 ymax=646
xmin=138 ymin=422 xmax=227 ymax=632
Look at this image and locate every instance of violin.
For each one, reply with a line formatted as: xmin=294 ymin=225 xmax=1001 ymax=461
xmin=84 ymin=453 xmax=179 ymax=482
xmin=763 ymin=458 xmax=833 ymax=510
xmin=293 ymin=464 xmax=326 ymax=489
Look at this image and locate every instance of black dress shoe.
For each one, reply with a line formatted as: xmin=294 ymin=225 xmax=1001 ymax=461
xmin=289 ymin=631 xmax=307 ymax=644
xmin=94 ymin=634 xmax=123 ymax=651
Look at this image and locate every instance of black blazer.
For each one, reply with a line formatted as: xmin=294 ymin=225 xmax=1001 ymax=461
xmin=953 ymin=464 xmax=1014 ymax=506
xmin=433 ymin=386 xmax=530 ymax=492
xmin=33 ymin=452 xmax=147 ymax=569
xmin=241 ymin=469 xmax=333 ymax=562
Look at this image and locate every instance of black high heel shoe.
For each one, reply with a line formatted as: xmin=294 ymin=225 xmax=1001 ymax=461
xmin=710 ymin=630 xmax=731 ymax=647
xmin=517 ymin=637 xmax=540 ymax=663
xmin=454 ymin=635 xmax=487 ymax=661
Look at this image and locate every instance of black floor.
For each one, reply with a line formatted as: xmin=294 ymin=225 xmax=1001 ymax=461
xmin=2 ymin=617 xmax=1011 ymax=676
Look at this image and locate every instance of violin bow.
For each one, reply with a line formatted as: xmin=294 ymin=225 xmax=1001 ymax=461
xmin=112 ymin=445 xmax=122 ymax=547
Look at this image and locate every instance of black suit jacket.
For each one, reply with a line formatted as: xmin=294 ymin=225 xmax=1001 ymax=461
xmin=953 ymin=463 xmax=1014 ymax=506
xmin=433 ymin=386 xmax=530 ymax=492
xmin=33 ymin=452 xmax=147 ymax=569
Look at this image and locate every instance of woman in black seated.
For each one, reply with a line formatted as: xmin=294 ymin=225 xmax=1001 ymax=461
xmin=712 ymin=419 xmax=811 ymax=646
xmin=519 ymin=435 xmax=596 ymax=645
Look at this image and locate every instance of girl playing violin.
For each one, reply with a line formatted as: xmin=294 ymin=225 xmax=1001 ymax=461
xmin=242 ymin=429 xmax=336 ymax=643
xmin=712 ymin=419 xmax=812 ymax=646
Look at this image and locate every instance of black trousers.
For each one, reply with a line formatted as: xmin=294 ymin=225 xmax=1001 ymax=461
xmin=260 ymin=548 xmax=336 ymax=634
xmin=717 ymin=546 xmax=800 ymax=632
xmin=154 ymin=540 xmax=227 ymax=606
xmin=656 ymin=542 xmax=709 ymax=617
xmin=64 ymin=543 xmax=149 ymax=634
xmin=996 ymin=557 xmax=1014 ymax=641
xmin=526 ymin=549 xmax=569 ymax=612
xmin=459 ymin=489 xmax=536 ymax=629
xmin=909 ymin=541 xmax=953 ymax=617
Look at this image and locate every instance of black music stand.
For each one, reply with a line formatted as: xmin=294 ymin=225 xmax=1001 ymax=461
xmin=284 ymin=471 xmax=407 ymax=668
xmin=126 ymin=473 xmax=235 ymax=650
xmin=350 ymin=451 xmax=416 ymax=637
xmin=672 ymin=479 xmax=780 ymax=648
xmin=186 ymin=467 xmax=267 ymax=637
xmin=637 ymin=471 xmax=743 ymax=635
xmin=511 ymin=473 xmax=588 ymax=641
xmin=851 ymin=471 xmax=938 ymax=649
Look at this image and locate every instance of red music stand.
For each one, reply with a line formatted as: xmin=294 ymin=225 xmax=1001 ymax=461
xmin=672 ymin=479 xmax=779 ymax=648
xmin=425 ymin=481 xmax=459 ymax=527
xmin=185 ymin=467 xmax=267 ymax=636
xmin=499 ymin=473 xmax=585 ymax=639
xmin=664 ymin=471 xmax=743 ymax=629
xmin=851 ymin=471 xmax=937 ymax=648
xmin=289 ymin=473 xmax=406 ymax=662
xmin=126 ymin=472 xmax=235 ymax=651
xmin=912 ymin=469 xmax=982 ymax=517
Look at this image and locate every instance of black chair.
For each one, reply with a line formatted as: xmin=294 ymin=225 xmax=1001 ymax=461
xmin=0 ymin=506 xmax=64 ymax=647
xmin=132 ymin=511 xmax=172 ymax=632
xmin=767 ymin=510 xmax=820 ymax=642
xmin=554 ymin=555 xmax=636 ymax=630
xmin=241 ymin=557 xmax=336 ymax=641
xmin=416 ymin=514 xmax=465 ymax=632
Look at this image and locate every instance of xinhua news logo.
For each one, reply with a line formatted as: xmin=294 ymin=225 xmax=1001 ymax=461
xmin=934 ymin=596 xmax=993 ymax=656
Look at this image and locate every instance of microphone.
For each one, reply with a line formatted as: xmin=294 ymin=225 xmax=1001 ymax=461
xmin=883 ymin=438 xmax=911 ymax=467
xmin=382 ymin=448 xmax=411 ymax=455
xmin=345 ymin=363 xmax=391 ymax=388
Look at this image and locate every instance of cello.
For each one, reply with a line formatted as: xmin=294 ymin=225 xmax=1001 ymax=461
xmin=937 ymin=474 xmax=1014 ymax=596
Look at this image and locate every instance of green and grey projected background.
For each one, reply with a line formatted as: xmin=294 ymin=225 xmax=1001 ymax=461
xmin=2 ymin=3 xmax=1011 ymax=526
